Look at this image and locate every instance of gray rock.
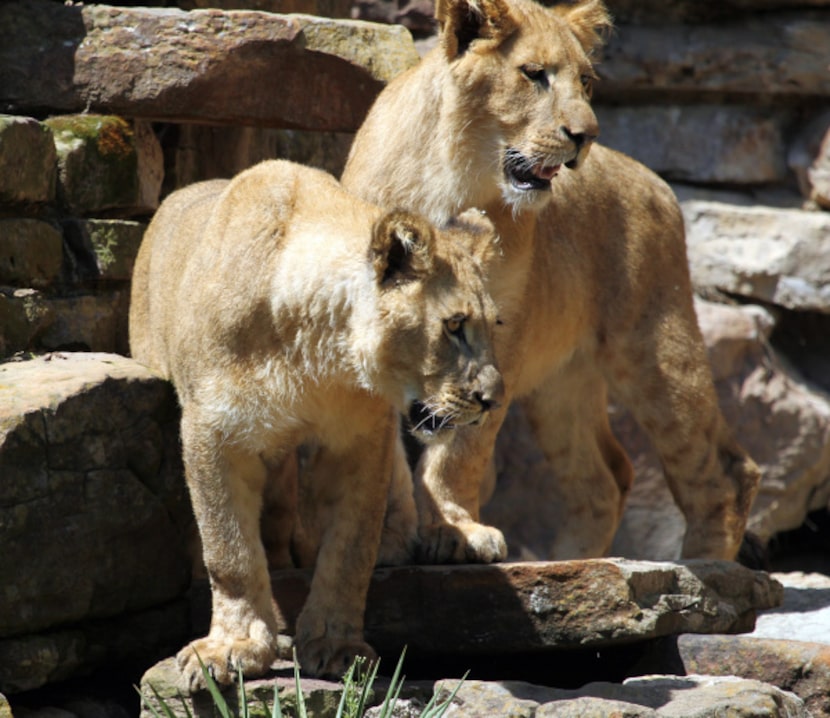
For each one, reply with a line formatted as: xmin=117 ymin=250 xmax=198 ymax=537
xmin=752 ymin=571 xmax=830 ymax=644
xmin=597 ymin=105 xmax=790 ymax=185
xmin=599 ymin=16 xmax=830 ymax=99
xmin=434 ymin=676 xmax=809 ymax=717
xmin=0 ymin=353 xmax=191 ymax=692
xmin=0 ymin=115 xmax=56 ymax=206
xmin=0 ymin=1 xmax=418 ymax=132
xmin=685 ymin=200 xmax=830 ymax=313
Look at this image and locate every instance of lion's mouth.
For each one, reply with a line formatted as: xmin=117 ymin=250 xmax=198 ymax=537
xmin=408 ymin=401 xmax=456 ymax=437
xmin=504 ymin=149 xmax=562 ymax=192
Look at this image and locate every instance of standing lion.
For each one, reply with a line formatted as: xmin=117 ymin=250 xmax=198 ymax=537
xmin=342 ymin=0 xmax=760 ymax=563
xmin=129 ymin=160 xmax=504 ymax=687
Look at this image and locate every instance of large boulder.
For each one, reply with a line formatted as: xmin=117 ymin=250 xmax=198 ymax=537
xmin=0 ymin=1 xmax=419 ymax=131
xmin=0 ymin=353 xmax=191 ymax=693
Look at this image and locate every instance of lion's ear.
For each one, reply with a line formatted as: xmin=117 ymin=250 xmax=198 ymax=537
xmin=371 ymin=210 xmax=435 ymax=286
xmin=436 ymin=0 xmax=518 ymax=59
xmin=554 ymin=0 xmax=613 ymax=56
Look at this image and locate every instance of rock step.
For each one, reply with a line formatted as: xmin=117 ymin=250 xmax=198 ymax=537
xmin=184 ymin=559 xmax=783 ymax=655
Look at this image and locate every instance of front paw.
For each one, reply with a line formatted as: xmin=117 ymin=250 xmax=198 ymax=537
xmin=297 ymin=636 xmax=378 ymax=678
xmin=418 ymin=520 xmax=506 ymax=564
xmin=176 ymin=636 xmax=276 ymax=692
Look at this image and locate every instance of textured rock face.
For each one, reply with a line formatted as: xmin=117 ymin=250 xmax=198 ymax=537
xmin=0 ymin=115 xmax=56 ymax=205
xmin=0 ymin=1 xmax=418 ymax=131
xmin=434 ymin=676 xmax=810 ymax=717
xmin=0 ymin=353 xmax=192 ymax=693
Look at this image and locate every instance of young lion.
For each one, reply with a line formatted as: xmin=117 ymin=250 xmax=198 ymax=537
xmin=128 ymin=160 xmax=504 ymax=689
xmin=342 ymin=0 xmax=760 ymax=563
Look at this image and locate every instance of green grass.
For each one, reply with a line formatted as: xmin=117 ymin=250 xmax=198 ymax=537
xmin=139 ymin=647 xmax=466 ymax=718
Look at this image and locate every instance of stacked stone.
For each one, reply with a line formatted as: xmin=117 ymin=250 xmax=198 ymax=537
xmin=0 ymin=114 xmax=160 ymax=357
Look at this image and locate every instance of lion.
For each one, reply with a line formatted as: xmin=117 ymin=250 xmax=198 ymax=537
xmin=128 ymin=159 xmax=504 ymax=689
xmin=341 ymin=0 xmax=760 ymax=563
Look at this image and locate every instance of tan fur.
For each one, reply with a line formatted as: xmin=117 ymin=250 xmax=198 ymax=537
xmin=342 ymin=0 xmax=760 ymax=563
xmin=129 ymin=160 xmax=504 ymax=689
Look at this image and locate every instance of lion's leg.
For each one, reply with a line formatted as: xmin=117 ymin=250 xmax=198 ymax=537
xmin=296 ymin=430 xmax=417 ymax=568
xmin=520 ymin=356 xmax=634 ymax=559
xmin=415 ymin=402 xmax=511 ymax=564
xmin=604 ymin=306 xmax=760 ymax=560
xmin=261 ymin=452 xmax=299 ymax=570
xmin=176 ymin=408 xmax=280 ymax=691
xmin=294 ymin=411 xmax=394 ymax=677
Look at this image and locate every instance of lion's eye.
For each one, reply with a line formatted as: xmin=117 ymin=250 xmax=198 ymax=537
xmin=444 ymin=314 xmax=466 ymax=338
xmin=521 ymin=64 xmax=547 ymax=85
xmin=580 ymin=74 xmax=595 ymax=96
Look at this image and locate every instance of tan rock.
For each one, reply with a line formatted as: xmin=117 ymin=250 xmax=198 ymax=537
xmin=678 ymin=635 xmax=830 ymax=718
xmin=0 ymin=1 xmax=418 ymax=131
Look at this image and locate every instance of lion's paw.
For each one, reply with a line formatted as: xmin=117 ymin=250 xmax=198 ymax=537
xmin=176 ymin=636 xmax=276 ymax=692
xmin=418 ymin=520 xmax=506 ymax=564
xmin=297 ymin=636 xmax=378 ymax=678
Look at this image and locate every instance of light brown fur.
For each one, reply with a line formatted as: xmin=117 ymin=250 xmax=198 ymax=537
xmin=342 ymin=0 xmax=760 ymax=563
xmin=129 ymin=160 xmax=504 ymax=689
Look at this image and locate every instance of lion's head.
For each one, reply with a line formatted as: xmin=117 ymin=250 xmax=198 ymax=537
xmin=436 ymin=0 xmax=611 ymax=212
xmin=368 ymin=209 xmax=504 ymax=441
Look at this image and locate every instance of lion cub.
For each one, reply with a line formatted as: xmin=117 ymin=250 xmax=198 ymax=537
xmin=129 ymin=160 xmax=504 ymax=690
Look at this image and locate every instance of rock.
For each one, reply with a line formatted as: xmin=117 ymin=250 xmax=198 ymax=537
xmin=598 ymin=16 xmax=830 ymax=100
xmin=789 ymin=109 xmax=830 ymax=209
xmin=685 ymin=200 xmax=830 ymax=312
xmin=751 ymin=571 xmax=830 ymax=644
xmin=165 ymin=124 xmax=353 ymax=191
xmin=179 ymin=0 xmax=353 ymax=16
xmin=188 ymin=559 xmax=782 ymax=656
xmin=61 ymin=219 xmax=145 ymax=284
xmin=35 ymin=291 xmax=131 ymax=356
xmin=0 ymin=219 xmax=63 ymax=289
xmin=433 ymin=675 xmax=809 ymax=717
xmin=678 ymin=635 xmax=830 ymax=718
xmin=0 ymin=1 xmax=418 ymax=132
xmin=0 ymin=115 xmax=56 ymax=206
xmin=0 ymin=289 xmax=55 ymax=359
xmin=0 ymin=694 xmax=10 ymax=718
xmin=138 ymin=656 xmax=429 ymax=718
xmin=0 ymin=603 xmax=190 ymax=695
xmin=596 ymin=105 xmax=790 ymax=185
xmin=0 ymin=353 xmax=191 ymax=692
xmin=44 ymin=115 xmax=162 ymax=217
xmin=605 ymin=0 xmax=830 ymax=24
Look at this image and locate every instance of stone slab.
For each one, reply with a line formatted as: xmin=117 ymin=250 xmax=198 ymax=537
xmin=599 ymin=15 xmax=830 ymax=99
xmin=0 ymin=1 xmax=418 ymax=131
xmin=186 ymin=560 xmax=783 ymax=657
xmin=684 ymin=200 xmax=830 ymax=313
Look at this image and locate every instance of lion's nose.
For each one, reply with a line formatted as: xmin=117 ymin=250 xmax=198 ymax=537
xmin=562 ymin=125 xmax=598 ymax=151
xmin=474 ymin=365 xmax=504 ymax=412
